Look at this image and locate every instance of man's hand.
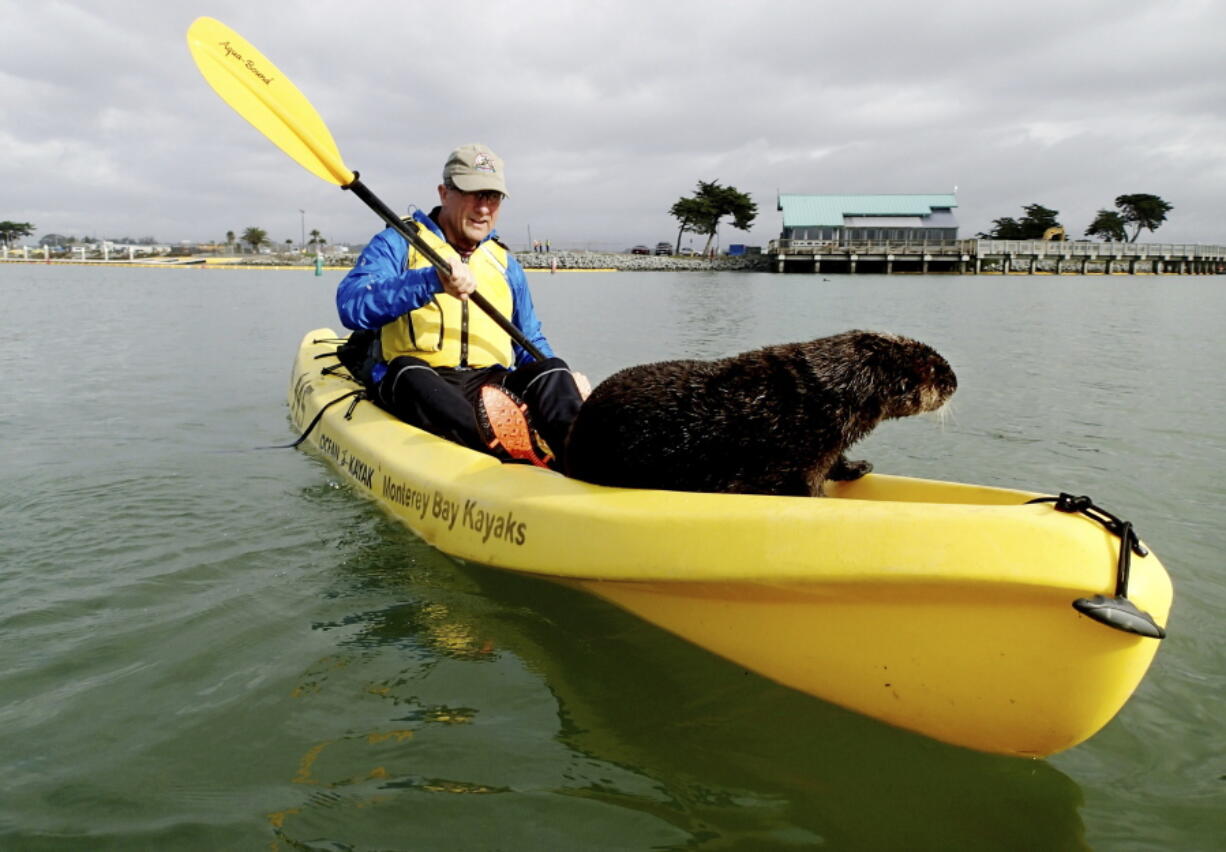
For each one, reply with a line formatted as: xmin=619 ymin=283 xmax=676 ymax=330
xmin=440 ymin=257 xmax=477 ymax=300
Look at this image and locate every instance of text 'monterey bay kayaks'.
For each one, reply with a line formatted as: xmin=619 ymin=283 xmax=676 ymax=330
xmin=289 ymin=330 xmax=1172 ymax=758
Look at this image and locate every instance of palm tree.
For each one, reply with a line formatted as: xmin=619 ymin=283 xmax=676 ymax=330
xmin=225 ymin=230 xmax=236 ymax=253
xmin=241 ymin=226 xmax=268 ymax=253
xmin=307 ymin=228 xmax=324 ymax=251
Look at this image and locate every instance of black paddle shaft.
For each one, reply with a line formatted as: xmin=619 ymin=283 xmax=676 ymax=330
xmin=342 ymin=175 xmax=546 ymax=362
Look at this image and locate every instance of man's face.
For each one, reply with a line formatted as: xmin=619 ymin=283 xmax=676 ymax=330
xmin=437 ymin=184 xmax=503 ymax=250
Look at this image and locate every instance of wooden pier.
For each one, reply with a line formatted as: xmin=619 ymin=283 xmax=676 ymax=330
xmin=767 ymin=239 xmax=1226 ymax=275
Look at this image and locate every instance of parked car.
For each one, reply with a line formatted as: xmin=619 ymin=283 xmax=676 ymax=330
xmin=678 ymin=247 xmax=696 ymax=256
xmin=630 ymin=245 xmax=650 ymax=255
xmin=654 ymin=242 xmax=672 ymax=255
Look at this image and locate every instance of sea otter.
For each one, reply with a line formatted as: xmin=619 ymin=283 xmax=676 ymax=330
xmin=564 ymin=330 xmax=956 ymax=496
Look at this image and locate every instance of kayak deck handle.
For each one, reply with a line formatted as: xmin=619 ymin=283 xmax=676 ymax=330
xmin=1027 ymin=493 xmax=1166 ymax=639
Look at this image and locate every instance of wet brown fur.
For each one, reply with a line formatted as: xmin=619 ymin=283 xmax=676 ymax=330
xmin=564 ymin=330 xmax=957 ymax=496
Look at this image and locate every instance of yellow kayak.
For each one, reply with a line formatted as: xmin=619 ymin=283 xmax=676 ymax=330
xmin=289 ymin=329 xmax=1172 ymax=757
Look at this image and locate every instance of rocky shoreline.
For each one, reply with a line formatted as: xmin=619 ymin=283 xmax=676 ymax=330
xmin=515 ymin=251 xmax=770 ymax=272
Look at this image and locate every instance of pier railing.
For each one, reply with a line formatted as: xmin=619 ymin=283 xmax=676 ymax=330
xmin=765 ymin=237 xmax=1224 ymax=274
xmin=975 ymin=240 xmax=1226 ymax=259
xmin=769 ymin=238 xmax=1226 ymax=260
xmin=768 ymin=238 xmax=973 ymax=255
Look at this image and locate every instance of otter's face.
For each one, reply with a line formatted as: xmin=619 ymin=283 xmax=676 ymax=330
xmin=795 ymin=329 xmax=957 ymax=420
xmin=889 ymin=349 xmax=957 ymax=417
xmin=838 ymin=333 xmax=951 ymax=424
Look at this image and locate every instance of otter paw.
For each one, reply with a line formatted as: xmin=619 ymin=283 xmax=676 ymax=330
xmin=828 ymin=458 xmax=873 ymax=481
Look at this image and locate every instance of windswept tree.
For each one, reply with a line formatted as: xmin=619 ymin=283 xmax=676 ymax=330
xmin=1085 ymin=210 xmax=1127 ymax=242
xmin=670 ymin=196 xmax=713 ymax=254
xmin=1114 ymin=194 xmax=1173 ymax=242
xmin=242 ymin=226 xmax=268 ymax=253
xmin=669 ymin=180 xmax=757 ymax=255
xmin=978 ymin=204 xmax=1061 ymax=240
xmin=0 ymin=221 xmax=35 ymax=247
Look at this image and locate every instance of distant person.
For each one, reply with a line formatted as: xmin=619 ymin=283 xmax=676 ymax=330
xmin=335 ymin=143 xmax=586 ymax=468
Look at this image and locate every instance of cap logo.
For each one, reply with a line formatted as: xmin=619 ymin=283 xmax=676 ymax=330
xmin=473 ymin=153 xmax=496 ymax=173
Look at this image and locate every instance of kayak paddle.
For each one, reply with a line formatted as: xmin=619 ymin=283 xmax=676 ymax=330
xmin=185 ymin=16 xmax=545 ymax=361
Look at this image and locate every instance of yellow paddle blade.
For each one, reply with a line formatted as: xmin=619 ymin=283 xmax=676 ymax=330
xmin=186 ymin=16 xmax=355 ymax=186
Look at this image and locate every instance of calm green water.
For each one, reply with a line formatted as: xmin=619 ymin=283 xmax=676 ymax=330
xmin=1 ymin=263 xmax=1223 ymax=850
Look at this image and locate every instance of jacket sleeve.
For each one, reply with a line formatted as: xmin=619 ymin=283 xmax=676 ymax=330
xmin=506 ymin=253 xmax=556 ymax=366
xmin=336 ymin=228 xmax=444 ymax=331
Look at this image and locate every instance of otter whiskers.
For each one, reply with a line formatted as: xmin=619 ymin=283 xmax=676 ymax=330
xmin=921 ymin=400 xmax=957 ymax=431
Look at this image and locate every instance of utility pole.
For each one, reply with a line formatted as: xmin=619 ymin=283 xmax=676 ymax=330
xmin=299 ymin=209 xmax=306 ymax=253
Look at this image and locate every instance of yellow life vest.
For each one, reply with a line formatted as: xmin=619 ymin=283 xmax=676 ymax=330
xmin=379 ymin=226 xmax=515 ymax=368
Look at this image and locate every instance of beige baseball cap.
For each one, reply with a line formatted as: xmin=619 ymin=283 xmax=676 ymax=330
xmin=443 ymin=143 xmax=509 ymax=197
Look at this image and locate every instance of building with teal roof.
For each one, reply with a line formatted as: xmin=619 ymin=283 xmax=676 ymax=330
xmin=777 ymin=194 xmax=959 ymax=244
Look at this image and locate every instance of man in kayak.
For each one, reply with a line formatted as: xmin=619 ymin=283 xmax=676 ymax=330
xmin=335 ymin=143 xmax=585 ymax=468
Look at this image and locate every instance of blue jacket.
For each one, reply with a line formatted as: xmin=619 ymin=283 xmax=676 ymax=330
xmin=335 ymin=209 xmax=554 ymax=368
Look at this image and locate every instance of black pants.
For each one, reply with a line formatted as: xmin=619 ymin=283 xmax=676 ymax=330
xmin=375 ymin=356 xmax=583 ymax=464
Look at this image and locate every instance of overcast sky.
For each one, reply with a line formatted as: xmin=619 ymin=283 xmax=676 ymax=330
xmin=3 ymin=0 xmax=1223 ymax=252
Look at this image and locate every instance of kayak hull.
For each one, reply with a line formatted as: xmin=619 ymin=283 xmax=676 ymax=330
xmin=289 ymin=330 xmax=1172 ymax=756
xmin=567 ymin=577 xmax=1160 ymax=757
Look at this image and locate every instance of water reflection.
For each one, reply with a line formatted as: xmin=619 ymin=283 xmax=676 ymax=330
xmin=274 ymin=507 xmax=1088 ymax=851
xmin=463 ymin=564 xmax=1089 ymax=852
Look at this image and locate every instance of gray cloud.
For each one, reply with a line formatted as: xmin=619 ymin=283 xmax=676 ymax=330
xmin=2 ymin=0 xmax=1222 ymax=250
